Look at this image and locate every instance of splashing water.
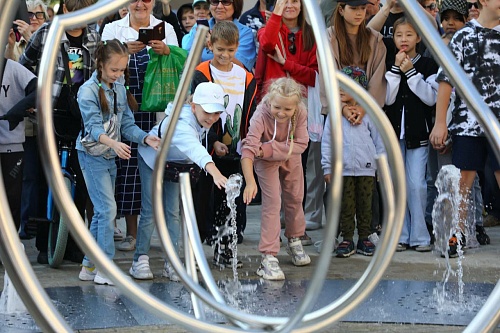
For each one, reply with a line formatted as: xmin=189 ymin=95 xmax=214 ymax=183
xmin=226 ymin=174 xmax=243 ymax=280
xmin=0 ymin=243 xmax=28 ymax=314
xmin=431 ymin=165 xmax=467 ymax=306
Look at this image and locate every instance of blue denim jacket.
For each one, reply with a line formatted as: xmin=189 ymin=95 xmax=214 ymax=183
xmin=76 ymin=71 xmax=148 ymax=157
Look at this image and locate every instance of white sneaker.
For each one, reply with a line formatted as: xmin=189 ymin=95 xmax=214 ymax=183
xmin=94 ymin=271 xmax=115 ymax=286
xmin=162 ymin=262 xmax=180 ymax=282
xmin=129 ymin=255 xmax=153 ymax=280
xmin=286 ymin=237 xmax=311 ymax=266
xmin=256 ymin=255 xmax=285 ymax=280
xmin=79 ymin=265 xmax=96 ymax=281
xmin=117 ymin=235 xmax=136 ymax=251
xmin=368 ymin=232 xmax=380 ymax=247
xmin=114 ymin=227 xmax=124 ymax=241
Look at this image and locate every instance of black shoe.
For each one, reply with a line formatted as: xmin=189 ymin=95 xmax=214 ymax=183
xmin=213 ymin=244 xmax=242 ymax=269
xmin=237 ymin=233 xmax=244 ymax=244
xmin=356 ymin=238 xmax=375 ymax=256
xmin=336 ymin=240 xmax=355 ymax=258
xmin=37 ymin=251 xmax=48 ymax=265
xmin=476 ymin=226 xmax=491 ymax=245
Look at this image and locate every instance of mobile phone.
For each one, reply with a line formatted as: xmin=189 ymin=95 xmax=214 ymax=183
xmin=13 ymin=1 xmax=30 ymax=42
xmin=265 ymin=0 xmax=275 ymax=11
xmin=197 ymin=19 xmax=209 ymax=27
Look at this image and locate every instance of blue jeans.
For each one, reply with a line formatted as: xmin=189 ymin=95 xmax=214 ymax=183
xmin=20 ymin=137 xmax=40 ymax=235
xmin=399 ymin=141 xmax=431 ymax=247
xmin=78 ymin=151 xmax=117 ymax=267
xmin=133 ymin=155 xmax=180 ymax=262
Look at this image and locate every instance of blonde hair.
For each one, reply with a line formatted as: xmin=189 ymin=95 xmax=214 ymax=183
xmin=263 ymin=77 xmax=306 ymax=159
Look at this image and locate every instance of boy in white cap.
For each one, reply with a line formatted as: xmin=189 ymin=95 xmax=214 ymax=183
xmin=130 ymin=82 xmax=228 ymax=281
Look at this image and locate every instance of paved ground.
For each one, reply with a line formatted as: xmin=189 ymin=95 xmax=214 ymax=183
xmin=1 ymin=204 xmax=500 ymax=332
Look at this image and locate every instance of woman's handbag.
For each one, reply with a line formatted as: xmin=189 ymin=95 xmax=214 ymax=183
xmin=141 ymin=46 xmax=188 ymax=112
xmin=80 ymin=89 xmax=119 ymax=156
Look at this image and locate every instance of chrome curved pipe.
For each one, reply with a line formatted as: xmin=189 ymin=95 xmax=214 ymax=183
xmin=0 ymin=0 xmax=72 ymax=331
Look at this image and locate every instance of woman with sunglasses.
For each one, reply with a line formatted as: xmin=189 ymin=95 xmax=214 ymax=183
xmin=467 ymin=0 xmax=480 ymax=20
xmin=255 ymin=0 xmax=317 ymax=102
xmin=102 ymin=0 xmax=179 ymax=253
xmin=181 ymin=0 xmax=256 ymax=71
xmin=6 ymin=0 xmax=47 ymax=62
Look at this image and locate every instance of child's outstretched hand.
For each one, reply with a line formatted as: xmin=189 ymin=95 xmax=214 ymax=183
xmin=145 ymin=135 xmax=161 ymax=150
xmin=243 ymin=181 xmax=258 ymax=205
xmin=212 ymin=173 xmax=227 ymax=189
xmin=113 ymin=141 xmax=132 ymax=159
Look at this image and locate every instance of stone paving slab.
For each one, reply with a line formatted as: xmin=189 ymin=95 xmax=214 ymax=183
xmin=1 ymin=205 xmax=499 ymax=332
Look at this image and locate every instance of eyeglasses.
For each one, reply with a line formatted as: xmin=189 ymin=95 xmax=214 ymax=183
xmin=423 ymin=3 xmax=437 ymax=10
xmin=288 ymin=33 xmax=296 ymax=55
xmin=467 ymin=2 xmax=479 ymax=9
xmin=209 ymin=0 xmax=234 ymax=6
xmin=130 ymin=0 xmax=153 ymax=3
xmin=28 ymin=11 xmax=46 ymax=20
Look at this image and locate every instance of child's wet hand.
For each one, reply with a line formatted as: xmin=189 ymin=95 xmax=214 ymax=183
xmin=243 ymin=182 xmax=258 ymax=205
xmin=213 ymin=174 xmax=227 ymax=189
xmin=113 ymin=142 xmax=132 ymax=159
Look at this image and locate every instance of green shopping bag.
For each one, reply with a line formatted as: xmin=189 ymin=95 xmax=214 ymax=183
xmin=141 ymin=46 xmax=188 ymax=112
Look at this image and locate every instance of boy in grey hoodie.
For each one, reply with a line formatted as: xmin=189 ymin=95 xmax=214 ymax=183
xmin=321 ymin=66 xmax=385 ymax=258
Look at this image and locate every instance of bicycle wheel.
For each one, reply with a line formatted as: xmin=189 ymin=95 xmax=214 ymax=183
xmin=47 ymin=175 xmax=71 ymax=268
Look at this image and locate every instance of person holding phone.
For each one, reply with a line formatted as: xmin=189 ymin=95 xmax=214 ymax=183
xmin=102 ymin=0 xmax=178 ymax=254
xmin=6 ymin=0 xmax=47 ymax=62
xmin=181 ymin=0 xmax=256 ymax=71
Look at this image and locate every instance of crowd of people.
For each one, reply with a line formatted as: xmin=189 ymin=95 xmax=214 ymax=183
xmin=1 ymin=0 xmax=499 ymax=283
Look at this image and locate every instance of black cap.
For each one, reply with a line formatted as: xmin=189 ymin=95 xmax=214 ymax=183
xmin=341 ymin=0 xmax=372 ymax=6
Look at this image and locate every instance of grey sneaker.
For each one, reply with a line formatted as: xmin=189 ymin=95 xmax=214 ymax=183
xmin=286 ymin=237 xmax=311 ymax=266
xmin=129 ymin=255 xmax=153 ymax=280
xmin=162 ymin=262 xmax=180 ymax=282
xmin=117 ymin=235 xmax=136 ymax=251
xmin=114 ymin=227 xmax=124 ymax=241
xmin=256 ymin=255 xmax=285 ymax=280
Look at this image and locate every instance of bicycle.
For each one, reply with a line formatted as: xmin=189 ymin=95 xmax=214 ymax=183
xmin=45 ymin=131 xmax=77 ymax=268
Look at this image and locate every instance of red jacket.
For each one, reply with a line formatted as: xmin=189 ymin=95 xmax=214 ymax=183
xmin=255 ymin=14 xmax=318 ymax=102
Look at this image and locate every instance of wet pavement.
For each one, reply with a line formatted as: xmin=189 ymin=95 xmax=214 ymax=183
xmin=1 ymin=205 xmax=500 ymax=332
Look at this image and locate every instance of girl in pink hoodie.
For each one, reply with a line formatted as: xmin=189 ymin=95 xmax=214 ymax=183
xmin=241 ymin=77 xmax=310 ymax=280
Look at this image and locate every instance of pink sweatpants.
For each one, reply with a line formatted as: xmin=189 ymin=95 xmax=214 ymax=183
xmin=254 ymin=154 xmax=305 ymax=255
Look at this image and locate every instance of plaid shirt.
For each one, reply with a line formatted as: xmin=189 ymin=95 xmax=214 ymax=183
xmin=19 ymin=22 xmax=100 ymax=104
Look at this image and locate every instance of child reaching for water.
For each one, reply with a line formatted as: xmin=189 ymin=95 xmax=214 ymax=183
xmin=129 ymin=82 xmax=228 ymax=281
xmin=76 ymin=40 xmax=160 ymax=285
xmin=241 ymin=77 xmax=310 ymax=281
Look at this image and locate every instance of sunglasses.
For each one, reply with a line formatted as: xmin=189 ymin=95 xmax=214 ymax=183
xmin=423 ymin=3 xmax=437 ymax=10
xmin=467 ymin=2 xmax=479 ymax=9
xmin=288 ymin=32 xmax=296 ymax=55
xmin=28 ymin=11 xmax=46 ymax=20
xmin=130 ymin=0 xmax=153 ymax=3
xmin=209 ymin=0 xmax=234 ymax=6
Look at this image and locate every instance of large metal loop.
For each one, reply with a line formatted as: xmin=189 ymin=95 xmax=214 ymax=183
xmin=1 ymin=0 xmax=497 ymax=330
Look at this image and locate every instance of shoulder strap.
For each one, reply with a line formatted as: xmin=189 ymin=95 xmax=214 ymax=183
xmin=157 ymin=115 xmax=168 ymax=139
xmin=60 ymin=43 xmax=73 ymax=89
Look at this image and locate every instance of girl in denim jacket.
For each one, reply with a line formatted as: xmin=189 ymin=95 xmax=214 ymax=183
xmin=76 ymin=40 xmax=160 ymax=285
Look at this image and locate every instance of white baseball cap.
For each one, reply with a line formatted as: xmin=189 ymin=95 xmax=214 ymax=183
xmin=192 ymin=82 xmax=226 ymax=113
